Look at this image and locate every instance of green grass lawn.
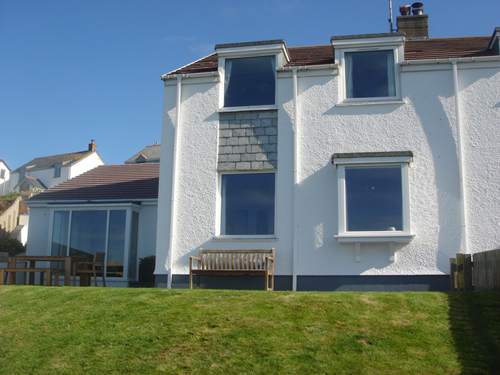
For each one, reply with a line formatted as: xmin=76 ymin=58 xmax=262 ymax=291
xmin=1 ymin=286 xmax=499 ymax=374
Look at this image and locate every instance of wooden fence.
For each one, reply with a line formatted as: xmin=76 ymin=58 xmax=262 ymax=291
xmin=450 ymin=249 xmax=500 ymax=291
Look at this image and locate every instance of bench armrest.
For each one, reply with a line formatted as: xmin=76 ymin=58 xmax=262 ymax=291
xmin=189 ymin=256 xmax=201 ymax=270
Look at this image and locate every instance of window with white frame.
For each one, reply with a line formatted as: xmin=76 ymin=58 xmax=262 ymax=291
xmin=50 ymin=208 xmax=139 ymax=279
xmin=345 ymin=50 xmax=396 ymax=99
xmin=333 ymin=152 xmax=414 ymax=243
xmin=54 ymin=165 xmax=61 ymax=178
xmin=220 ymin=172 xmax=275 ymax=236
xmin=224 ymin=56 xmax=276 ymax=108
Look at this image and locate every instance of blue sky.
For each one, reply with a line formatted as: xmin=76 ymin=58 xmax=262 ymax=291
xmin=1 ymin=0 xmax=499 ymax=170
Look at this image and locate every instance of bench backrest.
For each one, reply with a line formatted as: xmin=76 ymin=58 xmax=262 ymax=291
xmin=198 ymin=249 xmax=275 ymax=271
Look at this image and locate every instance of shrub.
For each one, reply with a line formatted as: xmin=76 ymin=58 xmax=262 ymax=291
xmin=0 ymin=238 xmax=25 ymax=256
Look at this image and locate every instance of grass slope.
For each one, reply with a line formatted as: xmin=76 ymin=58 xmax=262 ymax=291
xmin=0 ymin=286 xmax=499 ymax=374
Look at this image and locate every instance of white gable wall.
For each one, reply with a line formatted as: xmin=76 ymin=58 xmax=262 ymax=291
xmin=68 ymin=152 xmax=104 ymax=180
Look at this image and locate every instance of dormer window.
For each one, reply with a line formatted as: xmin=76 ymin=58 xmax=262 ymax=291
xmin=345 ymin=50 xmax=396 ymax=98
xmin=224 ymin=56 xmax=276 ymax=107
xmin=215 ymin=40 xmax=289 ymax=111
xmin=331 ymin=33 xmax=404 ymax=105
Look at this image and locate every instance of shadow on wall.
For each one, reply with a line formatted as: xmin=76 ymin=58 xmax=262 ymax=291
xmin=447 ymin=291 xmax=500 ymax=373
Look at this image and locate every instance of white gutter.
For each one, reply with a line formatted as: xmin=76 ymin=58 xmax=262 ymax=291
xmin=161 ymin=71 xmax=219 ymax=81
xmin=400 ymin=56 xmax=500 ymax=66
xmin=291 ymin=67 xmax=299 ymax=291
xmin=277 ymin=63 xmax=338 ymax=73
xmin=451 ymin=59 xmax=468 ymax=254
xmin=166 ymin=76 xmax=183 ymax=288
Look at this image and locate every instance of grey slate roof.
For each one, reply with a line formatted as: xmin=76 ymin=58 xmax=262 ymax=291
xmin=16 ymin=176 xmax=48 ymax=190
xmin=124 ymin=144 xmax=161 ymax=164
xmin=14 ymin=150 xmax=99 ymax=172
xmin=27 ymin=163 xmax=159 ymax=203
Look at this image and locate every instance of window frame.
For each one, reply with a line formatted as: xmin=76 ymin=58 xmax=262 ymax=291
xmin=47 ymin=204 xmax=141 ymax=281
xmin=221 ymin=55 xmax=277 ymax=109
xmin=333 ymin=154 xmax=414 ymax=243
xmin=340 ymin=47 xmax=400 ymax=104
xmin=53 ymin=165 xmax=61 ymax=178
xmin=217 ymin=171 xmax=277 ymax=239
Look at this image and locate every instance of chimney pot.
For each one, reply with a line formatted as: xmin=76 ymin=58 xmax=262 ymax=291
xmin=400 ymin=5 xmax=411 ymax=16
xmin=412 ymin=2 xmax=423 ymax=15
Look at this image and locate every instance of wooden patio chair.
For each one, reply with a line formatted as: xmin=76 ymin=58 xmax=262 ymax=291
xmin=0 ymin=252 xmax=27 ymax=284
xmin=72 ymin=252 xmax=106 ymax=287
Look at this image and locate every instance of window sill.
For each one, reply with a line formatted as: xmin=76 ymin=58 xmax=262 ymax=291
xmin=336 ymin=100 xmax=405 ymax=107
xmin=335 ymin=233 xmax=415 ymax=243
xmin=213 ymin=235 xmax=279 ymax=242
xmin=219 ymin=105 xmax=278 ymax=113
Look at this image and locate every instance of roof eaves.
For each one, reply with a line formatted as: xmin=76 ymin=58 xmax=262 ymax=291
xmin=161 ymin=53 xmax=218 ymax=79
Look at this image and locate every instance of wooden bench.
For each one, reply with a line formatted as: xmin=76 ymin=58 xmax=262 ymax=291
xmin=189 ymin=248 xmax=275 ymax=291
xmin=0 ymin=268 xmax=60 ymax=286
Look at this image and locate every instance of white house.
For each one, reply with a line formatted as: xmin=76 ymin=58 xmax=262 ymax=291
xmin=0 ymin=159 xmax=11 ymax=194
xmin=10 ymin=140 xmax=104 ymax=193
xmin=25 ymin=163 xmax=159 ymax=287
xmin=155 ymin=8 xmax=500 ymax=291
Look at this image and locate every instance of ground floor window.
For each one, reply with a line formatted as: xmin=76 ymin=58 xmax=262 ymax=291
xmin=220 ymin=172 xmax=275 ymax=236
xmin=333 ymin=152 xmax=414 ymax=243
xmin=50 ymin=208 xmax=138 ymax=279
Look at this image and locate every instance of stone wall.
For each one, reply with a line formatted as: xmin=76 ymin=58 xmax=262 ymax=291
xmin=218 ymin=110 xmax=277 ymax=171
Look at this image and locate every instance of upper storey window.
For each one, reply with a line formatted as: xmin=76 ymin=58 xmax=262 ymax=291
xmin=331 ymin=33 xmax=404 ymax=104
xmin=224 ymin=56 xmax=276 ymax=107
xmin=216 ymin=40 xmax=289 ymax=110
xmin=345 ymin=50 xmax=395 ymax=98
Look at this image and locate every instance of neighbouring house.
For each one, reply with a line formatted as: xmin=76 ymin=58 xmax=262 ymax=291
xmin=125 ymin=143 xmax=161 ymax=164
xmin=1 ymin=140 xmax=105 ymax=245
xmin=10 ymin=140 xmax=104 ymax=193
xmin=25 ymin=163 xmax=159 ymax=287
xmin=0 ymin=159 xmax=11 ymax=194
xmin=155 ymin=6 xmax=500 ymax=291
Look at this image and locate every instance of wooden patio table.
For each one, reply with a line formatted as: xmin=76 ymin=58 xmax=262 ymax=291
xmin=9 ymin=256 xmax=88 ymax=286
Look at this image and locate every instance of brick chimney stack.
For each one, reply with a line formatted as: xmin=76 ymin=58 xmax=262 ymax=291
xmin=89 ymin=139 xmax=97 ymax=151
xmin=397 ymin=2 xmax=429 ymax=40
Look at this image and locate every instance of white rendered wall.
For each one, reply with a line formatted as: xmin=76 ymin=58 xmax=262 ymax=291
xmin=68 ymin=152 xmax=104 ymax=180
xmin=157 ymin=60 xmax=500 ymax=279
xmin=0 ymin=161 xmax=11 ymax=194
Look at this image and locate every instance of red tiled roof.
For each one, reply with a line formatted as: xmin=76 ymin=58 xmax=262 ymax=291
xmin=28 ymin=163 xmax=159 ymax=202
xmin=165 ymin=36 xmax=496 ymax=76
xmin=404 ymin=37 xmax=493 ymax=60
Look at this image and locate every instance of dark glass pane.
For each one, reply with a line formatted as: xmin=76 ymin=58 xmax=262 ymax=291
xmin=51 ymin=211 xmax=69 ymax=257
xmin=51 ymin=211 xmax=69 ymax=269
xmin=222 ymin=173 xmax=275 ymax=235
xmin=128 ymin=211 xmax=139 ymax=280
xmin=224 ymin=56 xmax=275 ymax=107
xmin=69 ymin=211 xmax=107 ymax=259
xmin=347 ymin=50 xmax=394 ymax=98
xmin=107 ymin=210 xmax=126 ymax=278
xmin=345 ymin=167 xmax=402 ymax=231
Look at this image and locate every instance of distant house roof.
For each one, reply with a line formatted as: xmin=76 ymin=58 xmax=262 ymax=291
xmin=13 ymin=150 xmax=100 ymax=173
xmin=164 ymin=35 xmax=497 ymax=76
xmin=124 ymin=144 xmax=161 ymax=164
xmin=27 ymin=164 xmax=159 ymax=203
xmin=14 ymin=176 xmax=47 ymax=191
